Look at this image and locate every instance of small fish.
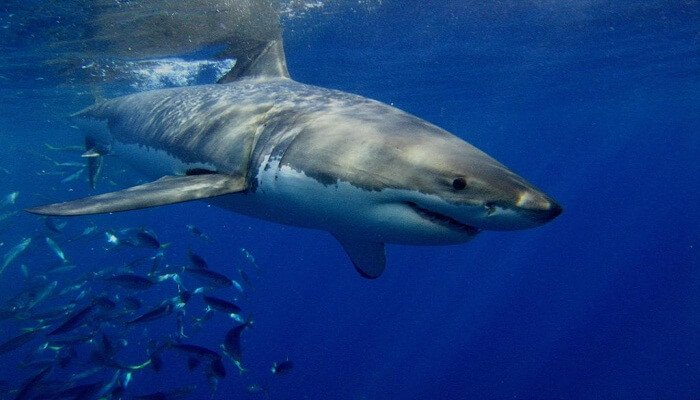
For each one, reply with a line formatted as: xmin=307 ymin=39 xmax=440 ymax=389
xmin=108 ymin=228 xmax=165 ymax=249
xmin=53 ymin=161 xmax=86 ymax=168
xmin=26 ymin=280 xmax=58 ymax=309
xmin=134 ymin=229 xmax=161 ymax=249
xmin=222 ymin=319 xmax=253 ymax=372
xmin=240 ymin=247 xmax=263 ymax=274
xmin=149 ymin=252 xmax=165 ymax=276
xmin=240 ymin=247 xmax=257 ymax=265
xmin=44 ymin=143 xmax=84 ymax=153
xmin=183 ymin=268 xmax=232 ymax=288
xmin=69 ymin=366 xmax=104 ymax=382
xmin=74 ymin=288 xmax=90 ymax=302
xmin=13 ymin=365 xmax=52 ymax=400
xmin=232 ymin=279 xmax=244 ymax=293
xmin=271 ymin=359 xmax=294 ymax=375
xmin=193 ymin=309 xmax=214 ymax=327
xmin=105 ymin=274 xmax=155 ymax=290
xmin=202 ymin=295 xmax=241 ymax=317
xmin=93 ymin=374 xmax=121 ymax=398
xmin=0 ymin=191 xmax=18 ymax=207
xmin=84 ymin=139 xmax=103 ymax=189
xmin=126 ymin=302 xmax=173 ymax=325
xmin=68 ymin=225 xmax=100 ymax=242
xmin=105 ymin=231 xmax=120 ymax=246
xmin=45 ymin=334 xmax=95 ymax=349
xmin=238 ymin=269 xmax=252 ymax=286
xmin=176 ymin=309 xmax=187 ymax=339
xmin=1 ymin=237 xmax=31 ymax=275
xmin=44 ymin=217 xmax=67 ymax=233
xmin=121 ymin=370 xmax=133 ymax=389
xmin=188 ymin=250 xmax=208 ymax=269
xmin=45 ymin=237 xmax=69 ymax=264
xmin=156 ymin=272 xmax=182 ymax=285
xmin=186 ymin=224 xmax=211 ymax=242
xmin=47 ymin=263 xmax=77 ymax=274
xmin=30 ymin=304 xmax=77 ymax=321
xmin=48 ymin=304 xmax=95 ymax=335
xmin=170 ymin=343 xmax=221 ymax=360
xmin=36 ymin=170 xmax=65 ymax=176
xmin=0 ymin=329 xmax=41 ymax=355
xmin=48 ymin=382 xmax=104 ymax=400
xmin=60 ymin=168 xmax=85 ymax=183
xmin=82 ymin=225 xmax=99 ymax=236
xmin=134 ymin=385 xmax=196 ymax=400
xmin=81 ymin=149 xmax=102 ymax=158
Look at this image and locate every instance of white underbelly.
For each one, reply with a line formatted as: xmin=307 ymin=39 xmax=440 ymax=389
xmin=214 ymin=157 xmax=473 ymax=245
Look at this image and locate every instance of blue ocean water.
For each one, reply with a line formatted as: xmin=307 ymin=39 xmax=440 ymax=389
xmin=0 ymin=1 xmax=697 ymax=399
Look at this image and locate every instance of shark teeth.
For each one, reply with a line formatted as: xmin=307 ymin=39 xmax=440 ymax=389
xmin=405 ymin=202 xmax=480 ymax=236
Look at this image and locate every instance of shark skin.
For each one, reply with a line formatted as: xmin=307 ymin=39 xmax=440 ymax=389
xmin=28 ymin=40 xmax=561 ymax=278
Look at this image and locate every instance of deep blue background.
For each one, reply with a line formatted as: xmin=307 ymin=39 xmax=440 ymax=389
xmin=0 ymin=1 xmax=697 ymax=399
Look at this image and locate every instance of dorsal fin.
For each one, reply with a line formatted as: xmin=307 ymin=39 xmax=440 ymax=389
xmin=217 ymin=39 xmax=289 ymax=83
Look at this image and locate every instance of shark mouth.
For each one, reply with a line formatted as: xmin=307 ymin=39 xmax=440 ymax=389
xmin=405 ymin=202 xmax=480 ymax=236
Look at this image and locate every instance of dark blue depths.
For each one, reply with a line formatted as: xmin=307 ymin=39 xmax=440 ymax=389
xmin=0 ymin=1 xmax=697 ymax=399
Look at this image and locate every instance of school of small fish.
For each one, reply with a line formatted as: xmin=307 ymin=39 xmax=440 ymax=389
xmin=0 ymin=174 xmax=292 ymax=399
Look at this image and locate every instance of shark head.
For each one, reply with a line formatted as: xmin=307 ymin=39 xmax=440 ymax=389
xmin=281 ymin=100 xmax=562 ymax=244
xmin=393 ymin=134 xmax=562 ymax=234
xmin=376 ymin=113 xmax=562 ymax=237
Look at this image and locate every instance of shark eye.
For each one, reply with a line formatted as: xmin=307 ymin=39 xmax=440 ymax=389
xmin=452 ymin=177 xmax=467 ymax=190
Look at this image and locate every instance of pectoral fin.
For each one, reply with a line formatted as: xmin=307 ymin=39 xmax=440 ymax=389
xmin=333 ymin=234 xmax=386 ymax=279
xmin=27 ymin=174 xmax=247 ymax=216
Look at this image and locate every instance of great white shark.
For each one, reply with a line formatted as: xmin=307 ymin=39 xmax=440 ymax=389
xmin=28 ymin=39 xmax=562 ymax=279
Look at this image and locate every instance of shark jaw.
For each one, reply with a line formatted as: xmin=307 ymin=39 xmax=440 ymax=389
xmin=403 ymin=201 xmax=481 ymax=237
xmin=399 ymin=187 xmax=562 ymax=236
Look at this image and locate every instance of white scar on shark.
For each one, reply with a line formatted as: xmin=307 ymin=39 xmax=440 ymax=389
xmin=28 ymin=38 xmax=561 ymax=279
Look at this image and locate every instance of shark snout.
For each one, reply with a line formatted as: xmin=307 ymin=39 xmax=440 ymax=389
xmin=468 ymin=188 xmax=562 ymax=231
xmin=515 ymin=190 xmax=563 ymax=225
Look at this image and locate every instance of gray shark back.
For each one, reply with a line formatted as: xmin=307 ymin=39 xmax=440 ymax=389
xmin=74 ymin=79 xmax=433 ymax=184
xmin=76 ymin=84 xmax=272 ymax=176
